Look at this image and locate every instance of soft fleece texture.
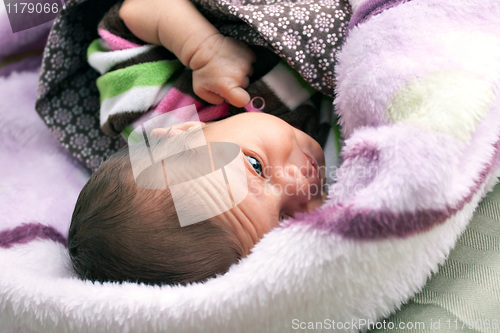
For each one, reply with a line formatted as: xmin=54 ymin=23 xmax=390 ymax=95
xmin=1 ymin=1 xmax=500 ymax=333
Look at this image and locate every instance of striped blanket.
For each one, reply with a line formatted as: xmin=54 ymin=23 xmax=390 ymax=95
xmin=87 ymin=4 xmax=333 ymax=146
xmin=36 ymin=0 xmax=351 ymax=171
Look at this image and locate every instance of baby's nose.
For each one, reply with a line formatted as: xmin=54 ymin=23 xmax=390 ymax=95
xmin=273 ymin=160 xmax=325 ymax=217
xmin=283 ymin=163 xmax=308 ymax=182
xmin=274 ymin=163 xmax=310 ymax=204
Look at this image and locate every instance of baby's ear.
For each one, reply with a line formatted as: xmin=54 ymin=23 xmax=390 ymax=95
xmin=150 ymin=121 xmax=206 ymax=139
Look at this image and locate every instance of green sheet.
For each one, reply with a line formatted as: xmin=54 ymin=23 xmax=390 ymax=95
xmin=369 ymin=181 xmax=500 ymax=333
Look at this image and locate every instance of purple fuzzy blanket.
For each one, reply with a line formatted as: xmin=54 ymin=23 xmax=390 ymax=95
xmin=0 ymin=11 xmax=88 ymax=250
xmin=1 ymin=1 xmax=499 ymax=332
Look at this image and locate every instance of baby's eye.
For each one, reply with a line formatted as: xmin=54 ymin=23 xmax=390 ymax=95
xmin=245 ymin=155 xmax=263 ymax=176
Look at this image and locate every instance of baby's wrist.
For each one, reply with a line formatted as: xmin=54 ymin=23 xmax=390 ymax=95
xmin=177 ymin=31 xmax=221 ymax=68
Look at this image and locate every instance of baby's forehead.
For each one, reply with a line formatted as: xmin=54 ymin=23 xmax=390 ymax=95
xmin=131 ymin=136 xmax=249 ymax=228
xmin=126 ymin=106 xmax=254 ymax=227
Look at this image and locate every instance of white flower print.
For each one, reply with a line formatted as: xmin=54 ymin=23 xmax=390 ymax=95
xmin=37 ymin=100 xmax=50 ymax=116
xmin=88 ymin=128 xmax=100 ymax=139
xmin=322 ymin=73 xmax=335 ymax=90
xmin=43 ymin=115 xmax=53 ymax=126
xmin=302 ymin=24 xmax=314 ymax=38
xmin=318 ymin=58 xmax=331 ymax=71
xmin=315 ymin=12 xmax=334 ymax=32
xmin=253 ymin=10 xmax=264 ymax=21
xmin=79 ymin=87 xmax=90 ymax=99
xmin=53 ymin=128 xmax=66 ymax=142
xmin=81 ymin=147 xmax=91 ymax=157
xmin=239 ymin=13 xmax=253 ymax=24
xmin=76 ymin=114 xmax=95 ymax=131
xmin=335 ymin=9 xmax=346 ymax=20
xmin=338 ymin=21 xmax=347 ymax=35
xmin=92 ymin=136 xmax=112 ymax=151
xmin=86 ymin=156 xmax=102 ymax=171
xmin=264 ymin=5 xmax=284 ymax=17
xmin=282 ymin=29 xmax=302 ymax=50
xmin=54 ymin=108 xmax=72 ymax=125
xmin=300 ymin=63 xmax=318 ymax=80
xmin=329 ymin=49 xmax=337 ymax=64
xmin=72 ymin=105 xmax=83 ymax=116
xmin=290 ymin=6 xmax=309 ymax=24
xmin=326 ymin=33 xmax=339 ymax=46
xmin=69 ymin=133 xmax=88 ymax=150
xmin=114 ymin=139 xmax=126 ymax=150
xmin=242 ymin=5 xmax=255 ymax=12
xmin=305 ymin=37 xmax=326 ymax=58
xmin=319 ymin=0 xmax=340 ymax=7
xmin=309 ymin=3 xmax=321 ymax=13
xmin=65 ymin=124 xmax=76 ymax=135
xmin=259 ymin=21 xmax=278 ymax=40
xmin=229 ymin=6 xmax=238 ymax=14
xmin=63 ymin=58 xmax=73 ymax=70
xmin=277 ymin=16 xmax=290 ymax=29
xmin=61 ymin=89 xmax=79 ymax=106
xmin=51 ymin=50 xmax=64 ymax=68
xmin=51 ymin=97 xmax=61 ymax=109
xmin=45 ymin=70 xmax=55 ymax=82
xmin=295 ymin=50 xmax=306 ymax=63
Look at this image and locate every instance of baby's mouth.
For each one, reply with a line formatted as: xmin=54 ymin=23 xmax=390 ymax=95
xmin=305 ymin=153 xmax=318 ymax=177
xmin=304 ymin=152 xmax=324 ymax=200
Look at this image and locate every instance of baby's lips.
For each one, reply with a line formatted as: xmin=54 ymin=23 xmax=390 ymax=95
xmin=304 ymin=152 xmax=323 ymax=199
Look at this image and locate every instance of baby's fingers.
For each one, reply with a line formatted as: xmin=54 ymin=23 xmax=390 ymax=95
xmin=193 ymin=76 xmax=251 ymax=107
xmin=220 ymin=87 xmax=251 ymax=108
xmin=195 ymin=88 xmax=226 ymax=105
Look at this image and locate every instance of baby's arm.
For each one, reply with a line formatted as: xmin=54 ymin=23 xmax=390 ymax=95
xmin=119 ymin=0 xmax=255 ymax=107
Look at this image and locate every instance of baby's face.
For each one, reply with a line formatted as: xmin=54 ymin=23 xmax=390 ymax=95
xmin=201 ymin=112 xmax=326 ymax=253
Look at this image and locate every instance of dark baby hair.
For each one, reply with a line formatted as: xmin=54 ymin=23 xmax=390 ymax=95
xmin=68 ymin=147 xmax=245 ymax=286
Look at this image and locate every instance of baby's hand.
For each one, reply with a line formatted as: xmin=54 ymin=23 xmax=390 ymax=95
xmin=188 ymin=34 xmax=255 ymax=108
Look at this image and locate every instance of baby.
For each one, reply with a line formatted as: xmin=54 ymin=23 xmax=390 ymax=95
xmin=68 ymin=0 xmax=329 ymax=286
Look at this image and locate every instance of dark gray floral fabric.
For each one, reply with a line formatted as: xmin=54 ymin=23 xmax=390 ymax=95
xmin=197 ymin=0 xmax=351 ymax=95
xmin=36 ymin=0 xmax=351 ymax=172
xmin=36 ymin=0 xmax=125 ymax=171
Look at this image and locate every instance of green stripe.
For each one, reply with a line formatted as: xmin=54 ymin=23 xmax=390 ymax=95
xmin=122 ymin=125 xmax=134 ymax=141
xmin=331 ymin=111 xmax=343 ymax=156
xmin=97 ymin=60 xmax=182 ymax=101
xmin=87 ymin=39 xmax=105 ymax=58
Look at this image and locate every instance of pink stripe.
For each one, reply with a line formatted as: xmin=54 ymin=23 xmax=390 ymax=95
xmin=98 ymin=28 xmax=140 ymax=50
xmin=198 ymin=104 xmax=230 ymax=122
xmin=154 ymin=88 xmax=229 ymax=121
